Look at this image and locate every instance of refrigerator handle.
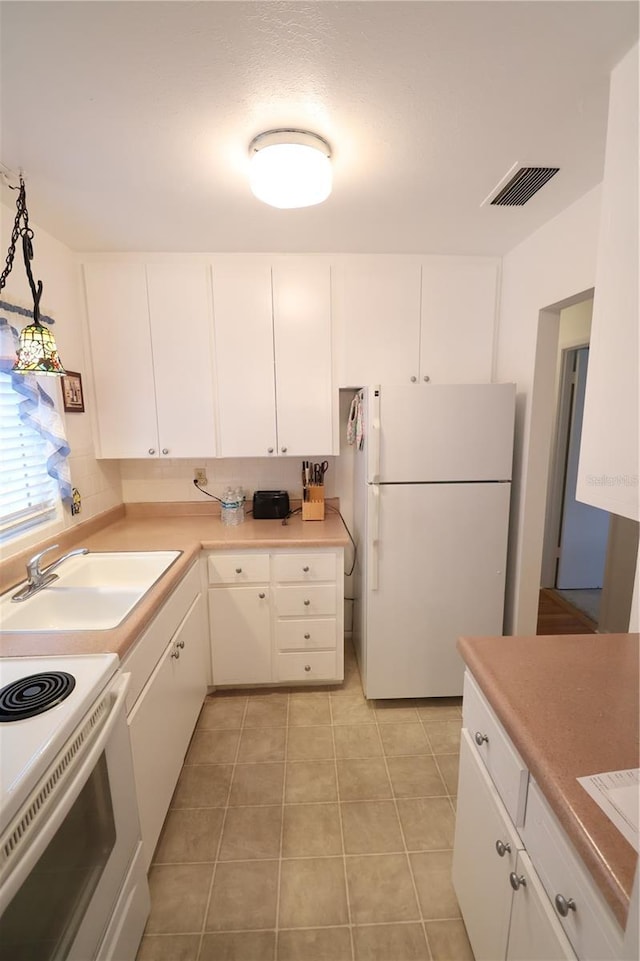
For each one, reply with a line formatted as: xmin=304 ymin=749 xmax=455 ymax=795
xmin=369 ymin=484 xmax=380 ymax=591
xmin=370 ymin=386 xmax=381 ymax=483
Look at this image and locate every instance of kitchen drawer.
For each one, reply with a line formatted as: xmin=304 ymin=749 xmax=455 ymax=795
xmin=274 ymin=584 xmax=337 ymax=617
xmin=521 ymin=780 xmax=624 ymax=961
xmin=276 ymin=618 xmax=337 ymax=651
xmin=272 ymin=552 xmax=337 ymax=583
xmin=208 ymin=553 xmax=270 ymax=584
xmin=275 ymin=650 xmax=337 ymax=683
xmin=463 ymin=671 xmax=529 ymax=826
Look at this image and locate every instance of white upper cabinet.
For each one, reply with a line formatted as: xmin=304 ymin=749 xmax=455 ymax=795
xmin=212 ymin=256 xmax=334 ymax=457
xmin=333 ymin=255 xmax=499 ymax=386
xmin=420 ymin=257 xmax=499 ymax=384
xmin=83 ymin=262 xmax=217 ymax=459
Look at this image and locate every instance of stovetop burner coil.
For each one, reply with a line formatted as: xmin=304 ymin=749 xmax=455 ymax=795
xmin=0 ymin=671 xmax=76 ymax=722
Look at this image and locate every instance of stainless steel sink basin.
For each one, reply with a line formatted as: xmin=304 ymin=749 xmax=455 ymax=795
xmin=0 ymin=550 xmax=182 ymax=632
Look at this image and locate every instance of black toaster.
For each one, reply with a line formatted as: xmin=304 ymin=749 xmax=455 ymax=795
xmin=252 ymin=490 xmax=290 ymax=519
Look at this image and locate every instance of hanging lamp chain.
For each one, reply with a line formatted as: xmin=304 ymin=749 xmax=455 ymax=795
xmin=0 ymin=176 xmax=44 ymax=324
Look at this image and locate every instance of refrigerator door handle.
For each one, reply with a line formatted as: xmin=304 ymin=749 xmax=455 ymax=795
xmin=370 ymin=385 xmax=381 ymax=483
xmin=369 ymin=484 xmax=380 ymax=591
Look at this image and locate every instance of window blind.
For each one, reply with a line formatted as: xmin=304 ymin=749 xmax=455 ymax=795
xmin=0 ymin=372 xmax=58 ymax=539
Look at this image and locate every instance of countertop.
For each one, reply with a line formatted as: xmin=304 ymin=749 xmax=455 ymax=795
xmin=0 ymin=503 xmax=350 ymax=660
xmin=458 ymin=632 xmax=639 ymax=928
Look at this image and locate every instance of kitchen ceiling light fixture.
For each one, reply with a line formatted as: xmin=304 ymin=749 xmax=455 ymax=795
xmin=248 ymin=129 xmax=332 ymax=209
xmin=0 ymin=174 xmax=65 ymax=375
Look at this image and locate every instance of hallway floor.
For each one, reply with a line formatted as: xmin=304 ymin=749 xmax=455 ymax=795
xmin=136 ymin=644 xmax=472 ymax=961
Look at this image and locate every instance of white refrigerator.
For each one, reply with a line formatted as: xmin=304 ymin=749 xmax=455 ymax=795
xmin=352 ymin=383 xmax=515 ymax=699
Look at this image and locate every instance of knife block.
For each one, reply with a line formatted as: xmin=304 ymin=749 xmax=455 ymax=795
xmin=302 ymin=485 xmax=325 ymax=521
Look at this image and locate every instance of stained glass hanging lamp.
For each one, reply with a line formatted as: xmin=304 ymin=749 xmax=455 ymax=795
xmin=0 ymin=174 xmax=65 ymax=375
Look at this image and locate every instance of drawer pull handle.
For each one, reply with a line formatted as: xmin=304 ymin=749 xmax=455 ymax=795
xmin=509 ymin=873 xmax=526 ymax=892
xmin=303 ymin=566 xmax=310 ymax=572
xmin=304 ymin=664 xmax=311 ymax=672
xmin=304 ymin=633 xmax=311 ymax=640
xmin=235 ymin=568 xmax=243 ymax=574
xmin=177 ymin=640 xmax=185 ymax=649
xmin=475 ymin=731 xmax=489 ymax=746
xmin=171 ymin=650 xmax=180 ymax=660
xmin=303 ymin=599 xmax=310 ymax=606
xmin=554 ymin=894 xmax=577 ymax=917
xmin=258 ymin=592 xmax=266 ymax=599
xmin=148 ymin=448 xmax=156 ymax=455
xmin=495 ymin=840 xmax=511 ymax=857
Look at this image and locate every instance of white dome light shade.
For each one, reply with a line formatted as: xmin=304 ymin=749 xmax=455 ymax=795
xmin=249 ymin=130 xmax=332 ymax=209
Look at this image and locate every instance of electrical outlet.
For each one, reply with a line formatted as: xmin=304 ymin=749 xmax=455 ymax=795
xmin=194 ymin=468 xmax=208 ymax=486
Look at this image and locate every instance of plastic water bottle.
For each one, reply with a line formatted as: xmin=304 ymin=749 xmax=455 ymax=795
xmin=221 ymin=487 xmax=244 ymax=526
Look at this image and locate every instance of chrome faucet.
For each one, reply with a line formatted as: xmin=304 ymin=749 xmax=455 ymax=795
xmin=12 ymin=544 xmax=90 ymax=602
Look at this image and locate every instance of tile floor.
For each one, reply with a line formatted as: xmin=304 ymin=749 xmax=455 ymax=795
xmin=136 ymin=644 xmax=474 ymax=961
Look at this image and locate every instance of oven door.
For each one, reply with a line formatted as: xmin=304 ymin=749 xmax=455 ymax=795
xmin=0 ymin=673 xmax=142 ymax=961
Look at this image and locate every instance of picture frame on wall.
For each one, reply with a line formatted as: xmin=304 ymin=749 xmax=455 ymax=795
xmin=61 ymin=370 xmax=85 ymax=413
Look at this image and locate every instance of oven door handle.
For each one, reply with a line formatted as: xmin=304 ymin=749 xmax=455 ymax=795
xmin=0 ymin=672 xmax=131 ymax=910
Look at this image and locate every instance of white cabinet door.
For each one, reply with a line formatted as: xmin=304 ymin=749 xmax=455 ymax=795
xmin=211 ymin=259 xmax=277 ymax=457
xmin=420 ymin=257 xmax=498 ymax=384
xmin=272 ymin=259 xmax=333 ymax=455
xmin=83 ymin=263 xmax=159 ymax=458
xmin=170 ymin=593 xmax=208 ymax=757
xmin=453 ymin=730 xmax=522 ymax=961
xmin=333 ymin=257 xmax=422 ymax=386
xmin=209 ymin=586 xmax=272 ymax=684
xmin=507 ymin=851 xmax=577 ymax=961
xmin=146 ymin=264 xmax=217 ymax=457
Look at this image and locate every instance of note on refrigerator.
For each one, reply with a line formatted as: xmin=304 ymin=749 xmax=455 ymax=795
xmin=577 ymin=768 xmax=639 ymax=852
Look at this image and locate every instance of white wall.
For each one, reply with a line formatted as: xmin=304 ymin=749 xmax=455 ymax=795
xmin=0 ymin=200 xmax=123 ymax=560
xmin=577 ymin=43 xmax=639 ymax=522
xmin=496 ymin=187 xmax=601 ymax=634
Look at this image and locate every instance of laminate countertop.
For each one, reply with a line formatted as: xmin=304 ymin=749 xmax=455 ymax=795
xmin=458 ymin=632 xmax=639 ymax=928
xmin=0 ymin=503 xmax=350 ymax=660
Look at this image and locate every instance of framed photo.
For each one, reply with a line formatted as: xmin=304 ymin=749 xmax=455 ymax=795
xmin=61 ymin=370 xmax=85 ymax=413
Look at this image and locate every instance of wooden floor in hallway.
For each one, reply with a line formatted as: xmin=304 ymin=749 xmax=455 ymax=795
xmin=537 ymin=588 xmax=597 ymax=635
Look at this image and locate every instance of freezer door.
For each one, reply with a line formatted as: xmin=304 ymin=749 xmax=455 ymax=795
xmin=366 ymin=383 xmax=515 ymax=483
xmin=363 ymin=482 xmax=510 ymax=699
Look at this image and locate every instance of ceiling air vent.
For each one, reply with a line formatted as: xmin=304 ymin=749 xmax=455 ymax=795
xmin=489 ymin=165 xmax=559 ymax=206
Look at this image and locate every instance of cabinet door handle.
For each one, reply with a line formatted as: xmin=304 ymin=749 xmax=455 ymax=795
xmin=304 ymin=664 xmax=311 ymax=672
xmin=304 ymin=633 xmax=311 ymax=640
xmin=410 ymin=375 xmax=417 ymax=383
xmin=258 ymin=592 xmax=266 ymax=599
xmin=148 ymin=448 xmax=156 ymax=455
xmin=303 ymin=599 xmax=310 ymax=606
xmin=423 ymin=375 xmax=430 ymax=383
xmin=177 ymin=640 xmax=185 ymax=649
xmin=268 ymin=447 xmax=274 ymax=454
xmin=474 ymin=731 xmax=489 ymax=745
xmin=235 ymin=568 xmax=243 ymax=574
xmin=495 ymin=840 xmax=511 ymax=857
xmin=162 ymin=448 xmax=169 ymax=455
xmin=171 ymin=650 xmax=180 ymax=659
xmin=302 ymin=566 xmax=310 ymax=572
xmin=509 ymin=873 xmax=526 ymax=891
xmin=281 ymin=446 xmax=288 ymax=453
xmin=554 ymin=894 xmax=577 ymax=917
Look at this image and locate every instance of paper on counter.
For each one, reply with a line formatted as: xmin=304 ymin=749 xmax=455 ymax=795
xmin=577 ymin=768 xmax=639 ymax=852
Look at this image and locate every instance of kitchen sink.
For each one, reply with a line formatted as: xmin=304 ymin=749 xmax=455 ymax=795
xmin=0 ymin=550 xmax=182 ymax=632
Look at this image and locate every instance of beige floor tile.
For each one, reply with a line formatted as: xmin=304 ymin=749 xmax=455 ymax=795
xmin=410 ymin=851 xmax=461 ymax=920
xmin=229 ymin=763 xmax=285 ymax=806
xmin=345 ymin=854 xmax=420 ymax=924
xmin=279 ymin=857 xmax=349 ymax=927
xmin=287 ymin=725 xmax=335 ymax=760
xmin=197 ymin=697 xmax=247 ymax=730
xmin=421 ymin=719 xmax=462 ymax=754
xmin=288 ymin=693 xmax=331 ymax=726
xmin=336 ymin=758 xmax=392 ymax=800
xmin=285 ymin=760 xmax=338 ymax=802
xmin=244 ymin=694 xmax=289 ymax=728
xmin=386 ymin=756 xmax=447 ymax=799
xmin=153 ymin=808 xmax=224 ymax=863
xmin=397 ymin=798 xmax=455 ymax=851
xmin=237 ymin=728 xmax=286 ymax=762
xmin=277 ymin=927 xmax=352 ymax=961
xmin=341 ymin=800 xmax=404 ymax=854
xmin=330 ymin=695 xmax=375 ymax=725
xmin=379 ymin=723 xmax=431 ymax=757
xmin=282 ymin=802 xmax=343 ymax=856
xmin=373 ymin=700 xmax=421 ymax=724
xmin=416 ymin=698 xmax=462 ymax=721
xmin=146 ymin=863 xmax=213 ymax=933
xmin=207 ymin=860 xmax=279 ymax=931
xmin=185 ymin=730 xmax=240 ymax=764
xmin=136 ymin=934 xmax=200 ymax=961
xmin=334 ymin=724 xmax=382 ymax=758
xmin=425 ymin=920 xmax=474 ymax=960
xmin=170 ymin=764 xmax=233 ymax=808
xmin=200 ymin=931 xmax=276 ymax=960
xmin=435 ymin=754 xmax=459 ymax=796
xmin=353 ymin=923 xmax=429 ymax=960
xmin=330 ymin=663 xmax=363 ymax=695
xmin=218 ymin=805 xmax=282 ymax=860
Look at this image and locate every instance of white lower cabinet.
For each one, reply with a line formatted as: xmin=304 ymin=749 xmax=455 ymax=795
xmin=123 ymin=563 xmax=208 ymax=869
xmin=507 ymin=851 xmax=577 ymax=961
xmin=207 ymin=548 xmax=344 ymax=687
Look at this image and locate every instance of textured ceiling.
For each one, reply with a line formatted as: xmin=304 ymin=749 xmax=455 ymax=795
xmin=0 ymin=1 xmax=637 ymax=254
